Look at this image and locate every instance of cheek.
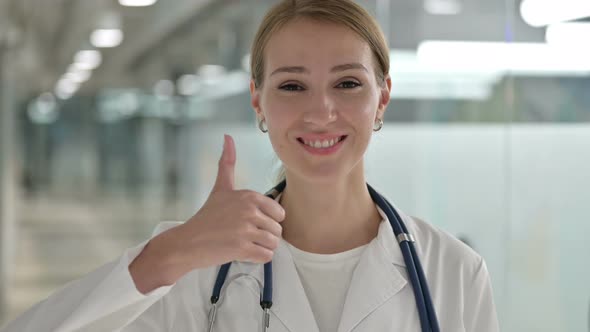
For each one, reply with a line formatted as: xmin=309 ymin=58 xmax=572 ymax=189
xmin=260 ymin=97 xmax=294 ymax=153
xmin=263 ymin=98 xmax=293 ymax=127
xmin=338 ymin=94 xmax=378 ymax=126
xmin=260 ymin=94 xmax=303 ymax=132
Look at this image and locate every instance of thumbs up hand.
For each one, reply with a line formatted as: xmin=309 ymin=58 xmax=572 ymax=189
xmin=192 ymin=134 xmax=286 ymax=265
xmin=130 ymin=135 xmax=285 ymax=293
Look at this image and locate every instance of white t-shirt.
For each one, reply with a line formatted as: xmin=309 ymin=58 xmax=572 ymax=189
xmin=284 ymin=240 xmax=369 ymax=332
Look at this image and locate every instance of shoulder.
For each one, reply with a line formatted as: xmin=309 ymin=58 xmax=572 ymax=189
xmin=401 ymin=212 xmax=485 ymax=278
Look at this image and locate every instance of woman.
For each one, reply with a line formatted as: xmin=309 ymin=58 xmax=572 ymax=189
xmin=2 ymin=0 xmax=500 ymax=331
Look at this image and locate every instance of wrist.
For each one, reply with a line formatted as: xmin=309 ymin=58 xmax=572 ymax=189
xmin=129 ymin=229 xmax=185 ymax=294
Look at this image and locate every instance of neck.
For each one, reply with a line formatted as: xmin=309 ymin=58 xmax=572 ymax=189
xmin=279 ymin=165 xmax=382 ymax=254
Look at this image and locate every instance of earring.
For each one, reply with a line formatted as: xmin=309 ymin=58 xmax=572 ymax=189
xmin=373 ymin=118 xmax=383 ymax=132
xmin=258 ymin=117 xmax=268 ymax=133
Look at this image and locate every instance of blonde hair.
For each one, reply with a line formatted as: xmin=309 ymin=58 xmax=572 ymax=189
xmin=250 ymin=0 xmax=390 ymax=184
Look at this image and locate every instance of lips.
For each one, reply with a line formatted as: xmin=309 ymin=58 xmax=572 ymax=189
xmin=296 ymin=135 xmax=348 ymax=147
xmin=295 ymin=135 xmax=348 ymax=155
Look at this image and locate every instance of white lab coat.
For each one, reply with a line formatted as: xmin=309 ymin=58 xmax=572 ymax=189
xmin=2 ymin=205 xmax=500 ymax=332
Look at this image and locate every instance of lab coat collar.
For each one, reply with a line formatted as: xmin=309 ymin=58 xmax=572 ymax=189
xmin=233 ymin=203 xmax=413 ymax=332
xmin=336 ymin=204 xmax=409 ymax=332
xmin=269 ymin=240 xmax=321 ymax=332
xmin=374 ymin=203 xmax=409 ymax=267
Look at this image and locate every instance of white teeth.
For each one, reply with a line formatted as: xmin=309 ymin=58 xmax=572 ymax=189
xmin=302 ymin=136 xmax=342 ymax=149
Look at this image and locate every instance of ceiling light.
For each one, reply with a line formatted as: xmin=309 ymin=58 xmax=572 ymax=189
xmin=63 ymin=71 xmax=91 ymax=84
xmin=28 ymin=93 xmax=59 ymax=124
xmin=424 ymin=0 xmax=462 ymax=15
xmin=118 ymin=0 xmax=158 ymax=7
xmin=389 ymin=50 xmax=498 ymax=100
xmin=198 ymin=65 xmax=227 ymax=85
xmin=520 ymin=0 xmax=590 ymax=27
xmin=177 ymin=74 xmax=201 ymax=96
xmin=546 ymin=22 xmax=590 ymax=51
xmin=73 ymin=50 xmax=102 ymax=70
xmin=241 ymin=54 xmax=251 ymax=73
xmin=90 ymin=29 xmax=123 ymax=48
xmin=417 ymin=40 xmax=590 ymax=75
xmin=55 ymin=79 xmax=80 ymax=100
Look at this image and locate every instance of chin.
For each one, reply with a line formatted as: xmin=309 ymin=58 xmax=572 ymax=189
xmin=287 ymin=163 xmax=353 ymax=185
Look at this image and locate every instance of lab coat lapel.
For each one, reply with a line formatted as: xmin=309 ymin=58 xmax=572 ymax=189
xmin=269 ymin=240 xmax=320 ymax=332
xmin=337 ymin=207 xmax=408 ymax=332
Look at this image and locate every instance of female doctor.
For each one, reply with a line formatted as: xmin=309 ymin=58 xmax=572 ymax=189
xmin=2 ymin=0 xmax=500 ymax=331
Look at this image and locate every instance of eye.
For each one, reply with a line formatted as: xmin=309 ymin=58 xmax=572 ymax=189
xmin=337 ymin=80 xmax=362 ymax=89
xmin=279 ymin=83 xmax=305 ymax=91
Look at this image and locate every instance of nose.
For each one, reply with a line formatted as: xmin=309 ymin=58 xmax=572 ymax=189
xmin=302 ymin=91 xmax=337 ymax=127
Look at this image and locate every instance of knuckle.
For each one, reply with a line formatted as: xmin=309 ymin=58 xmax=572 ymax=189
xmin=262 ymin=249 xmax=274 ymax=262
xmin=262 ymin=232 xmax=279 ymax=250
xmin=276 ymin=206 xmax=286 ymax=220
xmin=245 ymin=222 xmax=258 ymax=236
xmin=247 ymin=206 xmax=261 ymax=219
xmin=240 ymin=190 xmax=257 ymax=201
xmin=269 ymin=236 xmax=280 ymax=250
xmin=238 ymin=205 xmax=257 ymax=221
xmin=234 ymin=190 xmax=248 ymax=200
xmin=255 ymin=248 xmax=273 ymax=263
xmin=274 ymin=223 xmax=283 ymax=236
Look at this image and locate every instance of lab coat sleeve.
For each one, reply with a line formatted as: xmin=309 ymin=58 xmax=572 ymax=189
xmin=463 ymin=257 xmax=500 ymax=332
xmin=0 ymin=222 xmax=182 ymax=332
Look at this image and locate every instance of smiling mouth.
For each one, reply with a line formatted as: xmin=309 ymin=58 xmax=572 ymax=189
xmin=296 ymin=135 xmax=348 ymax=148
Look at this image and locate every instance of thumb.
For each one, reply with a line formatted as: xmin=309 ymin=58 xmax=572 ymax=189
xmin=212 ymin=134 xmax=236 ymax=192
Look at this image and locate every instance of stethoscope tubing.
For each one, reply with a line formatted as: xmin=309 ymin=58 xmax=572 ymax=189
xmin=368 ymin=183 xmax=440 ymax=332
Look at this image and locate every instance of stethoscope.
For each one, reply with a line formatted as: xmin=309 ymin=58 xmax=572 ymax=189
xmin=207 ymin=180 xmax=440 ymax=332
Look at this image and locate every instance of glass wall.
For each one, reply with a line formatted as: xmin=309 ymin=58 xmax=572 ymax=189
xmin=0 ymin=0 xmax=588 ymax=330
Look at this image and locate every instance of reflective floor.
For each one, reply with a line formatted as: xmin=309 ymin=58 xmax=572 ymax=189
xmin=6 ymin=193 xmax=184 ymax=322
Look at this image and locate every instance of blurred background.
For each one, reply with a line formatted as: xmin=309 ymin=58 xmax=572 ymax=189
xmin=0 ymin=0 xmax=589 ymax=330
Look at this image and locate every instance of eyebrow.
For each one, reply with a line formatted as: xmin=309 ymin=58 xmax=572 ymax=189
xmin=270 ymin=63 xmax=368 ymax=76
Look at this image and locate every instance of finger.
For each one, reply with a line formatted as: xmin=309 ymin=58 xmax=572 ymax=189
xmin=212 ymin=134 xmax=236 ymax=192
xmin=250 ymin=229 xmax=280 ymax=252
xmin=255 ymin=195 xmax=286 ymax=223
xmin=252 ymin=212 xmax=283 ymax=238
xmin=244 ymin=243 xmax=274 ymax=264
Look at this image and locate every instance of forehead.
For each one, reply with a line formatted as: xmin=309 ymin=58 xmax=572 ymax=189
xmin=264 ymin=18 xmax=373 ymax=72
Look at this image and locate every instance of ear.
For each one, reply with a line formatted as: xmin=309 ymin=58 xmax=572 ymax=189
xmin=377 ymin=74 xmax=392 ymax=119
xmin=250 ymin=79 xmax=263 ymax=118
